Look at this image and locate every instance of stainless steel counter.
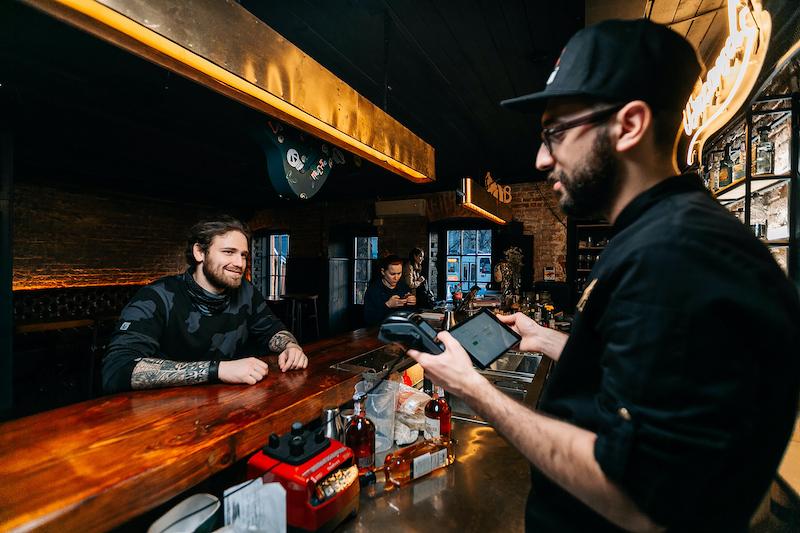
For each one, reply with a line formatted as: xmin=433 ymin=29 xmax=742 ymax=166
xmin=337 ymin=420 xmax=530 ymax=532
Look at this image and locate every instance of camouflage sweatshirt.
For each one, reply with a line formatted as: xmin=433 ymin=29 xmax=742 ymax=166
xmin=102 ymin=274 xmax=286 ymax=393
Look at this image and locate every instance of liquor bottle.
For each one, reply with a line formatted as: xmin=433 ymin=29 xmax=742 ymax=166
xmin=754 ymin=126 xmax=774 ymax=175
xmin=344 ymin=392 xmax=376 ymax=474
xmin=732 ymin=139 xmax=745 ymax=182
xmin=545 ymin=304 xmax=556 ymax=329
xmin=533 ymin=293 xmax=543 ymax=323
xmin=423 ymin=380 xmax=451 ymax=441
xmin=709 ymin=154 xmax=720 ymax=192
xmin=718 ymin=143 xmax=733 ymax=188
xmin=383 ymin=438 xmax=455 ymax=487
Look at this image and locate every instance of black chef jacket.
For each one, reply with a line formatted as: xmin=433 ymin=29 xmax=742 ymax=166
xmin=526 ymin=174 xmax=800 ymax=532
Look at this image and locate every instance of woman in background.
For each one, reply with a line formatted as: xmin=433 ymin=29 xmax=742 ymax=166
xmin=402 ymin=247 xmax=426 ymax=292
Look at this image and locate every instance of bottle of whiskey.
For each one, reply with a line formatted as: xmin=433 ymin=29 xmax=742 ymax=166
xmin=732 ymin=139 xmax=746 ymax=183
xmin=718 ymin=143 xmax=733 ymax=188
xmin=344 ymin=392 xmax=376 ymax=474
xmin=423 ymin=380 xmax=451 ymax=441
xmin=754 ymin=126 xmax=774 ymax=175
xmin=383 ymin=438 xmax=455 ymax=487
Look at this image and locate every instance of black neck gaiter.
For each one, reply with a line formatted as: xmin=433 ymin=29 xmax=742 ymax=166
xmin=183 ymin=269 xmax=230 ymax=316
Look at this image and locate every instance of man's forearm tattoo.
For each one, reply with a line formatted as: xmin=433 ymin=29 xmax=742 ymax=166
xmin=130 ymin=358 xmax=210 ymax=390
xmin=269 ymin=330 xmax=299 ymax=353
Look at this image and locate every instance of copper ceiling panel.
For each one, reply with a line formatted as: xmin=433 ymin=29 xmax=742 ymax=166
xmin=24 ymin=0 xmax=435 ymax=182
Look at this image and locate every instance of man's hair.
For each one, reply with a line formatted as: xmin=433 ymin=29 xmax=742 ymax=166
xmin=651 ymin=107 xmax=684 ymax=150
xmin=587 ymin=99 xmax=682 ymax=151
xmin=185 ymin=215 xmax=251 ymax=266
xmin=379 ymin=255 xmax=404 ymax=272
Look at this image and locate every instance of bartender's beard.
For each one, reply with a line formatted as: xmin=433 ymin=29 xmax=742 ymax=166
xmin=201 ymin=257 xmax=244 ymax=291
xmin=550 ymin=128 xmax=621 ymax=220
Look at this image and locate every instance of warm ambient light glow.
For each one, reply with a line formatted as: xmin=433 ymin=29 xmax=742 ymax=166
xmin=461 ymin=178 xmax=509 ymax=225
xmin=682 ymin=0 xmax=771 ymax=166
xmin=12 ymin=280 xmax=150 ymax=291
xmin=52 ymin=0 xmax=432 ymax=183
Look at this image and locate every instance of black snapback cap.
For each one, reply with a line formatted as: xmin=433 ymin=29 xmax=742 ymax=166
xmin=501 ymin=18 xmax=703 ymax=112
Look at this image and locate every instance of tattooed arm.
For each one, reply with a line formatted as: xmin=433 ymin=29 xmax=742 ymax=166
xmin=130 ymin=356 xmax=269 ymax=389
xmin=130 ymin=358 xmax=210 ymax=389
xmin=268 ymin=330 xmax=300 ymax=352
xmin=269 ymin=330 xmax=309 ymax=372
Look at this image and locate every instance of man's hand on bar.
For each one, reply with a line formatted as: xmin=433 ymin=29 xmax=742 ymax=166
xmin=219 ymin=357 xmax=269 ymax=385
xmin=406 ymin=331 xmax=485 ymax=396
xmin=278 ymin=342 xmax=308 ymax=372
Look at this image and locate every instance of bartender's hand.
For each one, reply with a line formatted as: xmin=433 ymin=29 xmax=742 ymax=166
xmin=407 ymin=331 xmax=484 ymax=397
xmin=386 ymin=295 xmax=407 ymax=308
xmin=496 ymin=312 xmax=568 ymax=360
xmin=405 ymin=293 xmax=417 ymax=306
xmin=278 ymin=342 xmax=308 ymax=372
xmin=219 ymin=357 xmax=268 ymax=385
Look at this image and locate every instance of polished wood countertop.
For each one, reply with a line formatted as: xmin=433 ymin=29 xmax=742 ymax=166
xmin=0 ymin=328 xmax=383 ymax=533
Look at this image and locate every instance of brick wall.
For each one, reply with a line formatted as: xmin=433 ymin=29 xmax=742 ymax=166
xmin=12 ymin=180 xmax=567 ymax=289
xmin=508 ymin=182 xmax=568 ymax=281
xmin=12 ymin=184 xmax=210 ymax=289
xmin=249 ymin=185 xmax=567 ymax=280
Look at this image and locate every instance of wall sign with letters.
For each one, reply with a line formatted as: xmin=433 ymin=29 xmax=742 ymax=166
xmin=682 ymin=0 xmax=771 ymax=165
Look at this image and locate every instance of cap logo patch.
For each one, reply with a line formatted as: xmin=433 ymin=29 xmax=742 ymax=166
xmin=546 ymin=47 xmax=565 ymax=86
xmin=120 ymin=322 xmax=131 ymax=331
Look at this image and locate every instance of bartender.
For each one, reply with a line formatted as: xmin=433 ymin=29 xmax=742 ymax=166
xmin=407 ymin=19 xmax=800 ymax=533
xmin=363 ymin=255 xmax=417 ymax=326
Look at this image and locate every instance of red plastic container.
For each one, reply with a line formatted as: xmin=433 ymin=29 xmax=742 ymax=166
xmin=247 ymin=438 xmax=359 ymax=532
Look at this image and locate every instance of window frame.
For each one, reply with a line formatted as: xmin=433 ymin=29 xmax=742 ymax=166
xmin=353 ymin=236 xmax=378 ymax=305
xmin=251 ymin=231 xmax=290 ymax=299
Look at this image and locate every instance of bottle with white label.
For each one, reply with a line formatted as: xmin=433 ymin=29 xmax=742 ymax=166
xmin=383 ymin=438 xmax=455 ymax=487
xmin=343 ymin=392 xmax=375 ymax=474
xmin=423 ymin=380 xmax=451 ymax=441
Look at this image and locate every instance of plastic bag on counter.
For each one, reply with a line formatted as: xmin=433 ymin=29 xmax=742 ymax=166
xmin=393 ymin=383 xmax=431 ymax=445
xmin=393 ymin=419 xmax=419 ymax=446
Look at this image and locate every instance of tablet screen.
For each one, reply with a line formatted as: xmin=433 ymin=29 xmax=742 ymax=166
xmin=449 ymin=310 xmax=521 ymax=368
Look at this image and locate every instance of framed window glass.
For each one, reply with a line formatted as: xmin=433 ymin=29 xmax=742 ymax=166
xmin=252 ymin=232 xmax=289 ymax=299
xmin=354 ymin=236 xmax=378 ymax=304
xmin=445 ymin=229 xmax=492 ymax=301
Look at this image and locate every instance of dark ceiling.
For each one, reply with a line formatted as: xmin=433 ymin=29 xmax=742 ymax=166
xmin=241 ymin=0 xmax=585 ymax=185
xmin=2 ymin=0 xmax=584 ymax=207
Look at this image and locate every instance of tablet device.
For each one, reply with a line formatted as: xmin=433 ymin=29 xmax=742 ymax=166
xmin=449 ymin=309 xmax=521 ymax=369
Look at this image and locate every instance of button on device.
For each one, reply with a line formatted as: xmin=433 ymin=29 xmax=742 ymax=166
xmin=617 ymin=407 xmax=632 ymax=421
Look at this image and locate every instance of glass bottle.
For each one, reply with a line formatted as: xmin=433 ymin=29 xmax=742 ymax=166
xmin=344 ymin=392 xmax=375 ymax=474
xmin=732 ymin=139 xmax=746 ymax=182
xmin=709 ymin=154 xmax=720 ymax=192
xmin=423 ymin=380 xmax=451 ymax=441
xmin=383 ymin=438 xmax=455 ymax=487
xmin=718 ymin=143 xmax=733 ymax=188
xmin=755 ymin=126 xmax=774 ymax=175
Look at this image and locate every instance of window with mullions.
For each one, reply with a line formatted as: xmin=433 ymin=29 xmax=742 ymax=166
xmin=446 ymin=229 xmax=492 ymax=301
xmin=252 ymin=233 xmax=289 ymax=299
xmin=354 ymin=236 xmax=378 ymax=304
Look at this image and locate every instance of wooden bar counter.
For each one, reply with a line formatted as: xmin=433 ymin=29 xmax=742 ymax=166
xmin=0 ymin=328 xmax=383 ymax=532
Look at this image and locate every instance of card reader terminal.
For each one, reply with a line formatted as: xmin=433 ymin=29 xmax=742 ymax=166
xmin=378 ymin=311 xmax=444 ymax=354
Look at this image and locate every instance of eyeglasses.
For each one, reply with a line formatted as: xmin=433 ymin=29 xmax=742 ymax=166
xmin=540 ymin=104 xmax=624 ymax=154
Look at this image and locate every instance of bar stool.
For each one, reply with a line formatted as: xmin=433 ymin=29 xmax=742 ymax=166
xmin=280 ymin=293 xmax=320 ymax=342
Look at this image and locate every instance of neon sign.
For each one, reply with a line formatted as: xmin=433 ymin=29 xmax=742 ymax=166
xmin=682 ymin=0 xmax=771 ymax=165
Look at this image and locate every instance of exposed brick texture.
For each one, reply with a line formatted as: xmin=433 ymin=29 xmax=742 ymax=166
xmin=508 ymin=182 xmax=568 ymax=281
xmin=12 ymin=181 xmax=567 ymax=289
xmin=12 ymin=184 xmax=210 ymax=289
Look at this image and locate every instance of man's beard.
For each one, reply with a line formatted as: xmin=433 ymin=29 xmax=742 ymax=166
xmin=202 ymin=258 xmax=243 ymax=291
xmin=550 ymin=128 xmax=620 ymax=220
